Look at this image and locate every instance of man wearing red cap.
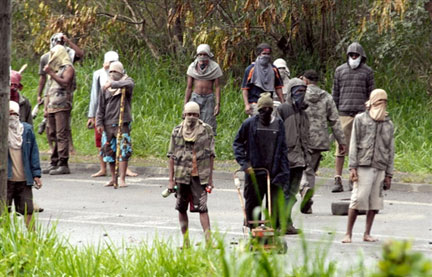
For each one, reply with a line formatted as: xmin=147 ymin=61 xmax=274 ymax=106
xmin=10 ymin=70 xmax=32 ymax=125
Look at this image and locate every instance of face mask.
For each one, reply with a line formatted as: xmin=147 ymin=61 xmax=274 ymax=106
xmin=258 ymin=55 xmax=271 ymax=65
xmin=110 ymin=72 xmax=123 ymax=81
xmin=348 ymin=57 xmax=361 ymax=69
xmin=291 ymin=86 xmax=306 ymax=107
xmin=258 ymin=108 xmax=273 ymax=125
xmin=197 ymin=56 xmax=209 ymax=62
xmin=185 ymin=116 xmax=198 ymax=128
xmin=9 ymin=114 xmax=20 ymax=128
xmin=279 ymin=69 xmax=290 ymax=81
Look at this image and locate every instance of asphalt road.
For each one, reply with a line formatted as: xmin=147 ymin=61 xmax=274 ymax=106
xmin=32 ymin=169 xmax=432 ymax=270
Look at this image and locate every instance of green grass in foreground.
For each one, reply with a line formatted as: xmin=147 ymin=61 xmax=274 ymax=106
xmin=1 ymin=211 xmax=431 ymax=276
xmin=12 ymin=55 xmax=432 ymax=173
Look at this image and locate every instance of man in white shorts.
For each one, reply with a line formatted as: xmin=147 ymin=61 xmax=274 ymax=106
xmin=342 ymin=89 xmax=394 ymax=243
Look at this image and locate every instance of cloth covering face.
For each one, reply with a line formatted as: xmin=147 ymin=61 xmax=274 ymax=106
xmin=196 ymin=44 xmax=214 ymax=58
xmin=48 ymin=45 xmax=73 ymax=73
xmin=8 ymin=114 xmax=23 ymax=150
xmin=251 ymin=56 xmax=275 ymax=92
xmin=366 ymin=89 xmax=388 ymax=121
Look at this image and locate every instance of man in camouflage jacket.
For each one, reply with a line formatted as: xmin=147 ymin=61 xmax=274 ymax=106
xmin=167 ymin=102 xmax=215 ymax=248
xmin=299 ymin=70 xmax=347 ymax=214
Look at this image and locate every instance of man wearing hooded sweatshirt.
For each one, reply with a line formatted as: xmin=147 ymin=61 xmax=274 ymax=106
xmin=233 ymin=93 xmax=290 ymax=231
xmin=185 ymin=44 xmax=223 ymax=135
xmin=7 ymin=101 xmax=42 ymax=229
xmin=332 ymin=42 xmax=375 ymax=193
xmin=167 ymin=102 xmax=215 ymax=248
xmin=276 ymin=78 xmax=310 ymax=234
xmin=42 ymin=45 xmax=75 ymax=175
xmin=342 ymin=89 xmax=394 ymax=243
xmin=241 ymin=43 xmax=285 ymax=116
xmin=300 ymin=70 xmax=346 ymax=214
xmin=96 ymin=61 xmax=135 ymax=188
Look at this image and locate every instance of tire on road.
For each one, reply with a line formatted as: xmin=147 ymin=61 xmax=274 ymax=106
xmin=331 ymin=199 xmax=371 ymax=216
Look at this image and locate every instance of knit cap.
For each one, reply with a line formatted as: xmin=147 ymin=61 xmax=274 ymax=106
xmin=257 ymin=92 xmax=273 ymax=110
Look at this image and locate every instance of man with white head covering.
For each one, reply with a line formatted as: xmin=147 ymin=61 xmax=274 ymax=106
xmin=42 ymin=45 xmax=75 ymax=175
xmin=166 ymin=101 xmax=215 ymax=248
xmin=7 ymin=101 xmax=42 ymax=229
xmin=273 ymin=58 xmax=290 ymax=106
xmin=331 ymin=42 xmax=375 ymax=193
xmin=185 ymin=44 xmax=223 ymax=135
xmin=241 ymin=43 xmax=285 ymax=116
xmin=96 ymin=61 xmax=135 ymax=188
xmin=342 ymin=89 xmax=394 ymax=243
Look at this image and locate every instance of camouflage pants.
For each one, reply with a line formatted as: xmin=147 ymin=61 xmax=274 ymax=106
xmin=300 ymin=150 xmax=323 ymax=192
xmin=191 ymin=92 xmax=217 ymax=136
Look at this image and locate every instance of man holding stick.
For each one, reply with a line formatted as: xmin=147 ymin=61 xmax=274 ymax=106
xmin=96 ymin=61 xmax=134 ymax=188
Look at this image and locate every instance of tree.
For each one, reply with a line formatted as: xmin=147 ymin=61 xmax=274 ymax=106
xmin=0 ymin=0 xmax=11 ymax=211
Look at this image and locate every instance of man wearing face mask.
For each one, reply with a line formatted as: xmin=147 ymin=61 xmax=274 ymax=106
xmin=167 ymin=102 xmax=215 ymax=248
xmin=276 ymin=78 xmax=310 ymax=234
xmin=342 ymin=89 xmax=394 ymax=243
xmin=7 ymin=101 xmax=42 ymax=230
xmin=96 ymin=61 xmax=134 ymax=188
xmin=273 ymin=58 xmax=291 ymax=106
xmin=185 ymin=44 xmax=223 ymax=136
xmin=42 ymin=45 xmax=75 ymax=175
xmin=241 ymin=43 xmax=285 ymax=116
xmin=233 ymin=93 xmax=290 ymax=231
xmin=332 ymin=42 xmax=375 ymax=193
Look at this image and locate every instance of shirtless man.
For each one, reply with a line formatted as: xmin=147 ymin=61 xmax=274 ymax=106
xmin=185 ymin=44 xmax=223 ymax=135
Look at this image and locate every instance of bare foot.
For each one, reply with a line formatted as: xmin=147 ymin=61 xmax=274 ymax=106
xmin=341 ymin=234 xmax=352 ymax=243
xmin=363 ymin=234 xmax=378 ymax=242
xmin=91 ymin=170 xmax=107 ymax=177
xmin=118 ymin=180 xmax=128 ymax=188
xmin=126 ymin=168 xmax=138 ymax=177
xmin=104 ymin=180 xmax=115 ymax=187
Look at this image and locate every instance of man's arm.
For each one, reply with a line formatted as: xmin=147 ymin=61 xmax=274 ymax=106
xmin=37 ymin=75 xmax=47 ymax=103
xmin=87 ymin=71 xmax=100 ymax=128
xmin=63 ymin=35 xmax=84 ymax=59
xmin=184 ymin=76 xmax=194 ymax=104
xmin=110 ymin=78 xmax=135 ymax=94
xmin=96 ymin=86 xmax=106 ymax=131
xmin=327 ymin=95 xmax=346 ymax=145
xmin=275 ymin=87 xmax=285 ymax=103
xmin=168 ymin=157 xmax=175 ymax=189
xmin=44 ymin=65 xmax=74 ymax=88
xmin=214 ymin=78 xmax=221 ymax=116
xmin=29 ymin=128 xmax=41 ymax=178
xmin=242 ymin=89 xmax=252 ymax=115
xmin=274 ymin=67 xmax=285 ymax=103
xmin=332 ymin=70 xmax=340 ymax=109
xmin=348 ymin=116 xmax=359 ymax=170
xmin=233 ymin=122 xmax=249 ymax=170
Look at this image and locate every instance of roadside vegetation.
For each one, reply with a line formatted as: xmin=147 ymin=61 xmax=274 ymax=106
xmin=1 ymin=212 xmax=431 ymax=276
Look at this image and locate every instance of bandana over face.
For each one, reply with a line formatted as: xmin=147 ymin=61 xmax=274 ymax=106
xmin=366 ymin=89 xmax=388 ymax=121
xmin=8 ymin=101 xmax=23 ymax=149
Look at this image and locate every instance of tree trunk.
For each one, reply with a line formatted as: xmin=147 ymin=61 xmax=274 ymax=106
xmin=0 ymin=0 xmax=11 ymax=213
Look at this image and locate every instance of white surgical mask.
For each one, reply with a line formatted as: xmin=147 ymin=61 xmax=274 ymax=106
xmin=348 ymin=57 xmax=361 ymax=69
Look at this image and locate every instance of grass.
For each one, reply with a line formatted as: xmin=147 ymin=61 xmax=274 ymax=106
xmin=11 ymin=54 xmax=432 ymax=174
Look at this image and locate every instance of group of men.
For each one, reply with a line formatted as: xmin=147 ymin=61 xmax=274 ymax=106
xmin=6 ymin=34 xmax=394 ymax=247
xmin=169 ymin=42 xmax=394 ymax=246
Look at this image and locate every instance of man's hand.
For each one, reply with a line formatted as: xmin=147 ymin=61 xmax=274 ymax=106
xmin=245 ymin=103 xmax=252 ymax=115
xmin=96 ymin=126 xmax=104 ymax=134
xmin=338 ymin=144 xmax=347 ymax=156
xmin=349 ymin=168 xmax=358 ymax=182
xmin=43 ymin=65 xmax=53 ymax=74
xmin=103 ymin=81 xmax=111 ymax=91
xmin=33 ymin=177 xmax=42 ymax=189
xmin=168 ymin=179 xmax=175 ymax=190
xmin=384 ymin=176 xmax=392 ymax=190
xmin=213 ymin=104 xmax=220 ymax=116
xmin=245 ymin=167 xmax=254 ymax=175
xmin=87 ymin=118 xmax=95 ymax=129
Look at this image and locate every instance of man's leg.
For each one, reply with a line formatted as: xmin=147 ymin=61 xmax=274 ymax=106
xmin=92 ymin=128 xmax=107 ymax=177
xmin=364 ymin=210 xmax=378 ymax=242
xmin=342 ymin=208 xmax=358 ymax=243
xmin=199 ymin=212 xmax=211 ymax=243
xmin=332 ymin=156 xmax=344 ymax=192
xmin=118 ymin=161 xmax=128 ymax=187
xmin=44 ymin=113 xmax=59 ymax=173
xmin=104 ymin=162 xmax=116 ymax=187
xmin=244 ymin=173 xmax=266 ymax=228
xmin=49 ymin=111 xmax=70 ymax=174
xmin=300 ymin=151 xmax=321 ymax=214
xmin=285 ymin=167 xmax=304 ymax=234
xmin=333 ymin=116 xmax=354 ymax=192
xmin=179 ymin=212 xmax=190 ymax=248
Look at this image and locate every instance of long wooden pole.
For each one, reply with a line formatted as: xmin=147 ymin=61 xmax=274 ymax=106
xmin=114 ymin=88 xmax=126 ymax=189
xmin=0 ymin=0 xmax=11 ymax=212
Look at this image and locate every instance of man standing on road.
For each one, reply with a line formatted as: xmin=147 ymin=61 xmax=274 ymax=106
xmin=233 ymin=93 xmax=290 ymax=231
xmin=10 ymin=70 xmax=33 ymax=125
xmin=276 ymin=78 xmax=310 ymax=234
xmin=7 ymin=101 xmax=42 ymax=230
xmin=332 ymin=42 xmax=374 ymax=192
xmin=342 ymin=89 xmax=394 ymax=243
xmin=42 ymin=45 xmax=76 ymax=175
xmin=185 ymin=44 xmax=223 ymax=135
xmin=167 ymin=102 xmax=215 ymax=248
xmin=299 ymin=70 xmax=346 ymax=214
xmin=241 ymin=43 xmax=285 ymax=116
xmin=96 ymin=61 xmax=135 ymax=188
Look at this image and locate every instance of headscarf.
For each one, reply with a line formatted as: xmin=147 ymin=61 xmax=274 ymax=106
xmin=48 ymin=44 xmax=73 ymax=73
xmin=186 ymin=44 xmax=223 ymax=81
xmin=181 ymin=102 xmax=203 ymax=142
xmin=104 ymin=51 xmax=119 ymax=64
xmin=107 ymin=61 xmax=128 ymax=96
xmin=8 ymin=101 xmax=23 ymax=149
xmin=366 ymin=89 xmax=388 ymax=121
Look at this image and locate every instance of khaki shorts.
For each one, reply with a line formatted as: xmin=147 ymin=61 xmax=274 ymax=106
xmin=349 ymin=167 xmax=385 ymax=211
xmin=176 ymin=176 xmax=208 ymax=213
xmin=335 ymin=115 xmax=354 ymax=156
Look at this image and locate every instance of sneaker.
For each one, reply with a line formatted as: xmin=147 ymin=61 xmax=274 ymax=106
xmin=331 ymin=176 xmax=344 ymax=193
xmin=285 ymin=225 xmax=300 ymax=235
xmin=49 ymin=166 xmax=70 ymax=175
xmin=42 ymin=165 xmax=58 ymax=174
